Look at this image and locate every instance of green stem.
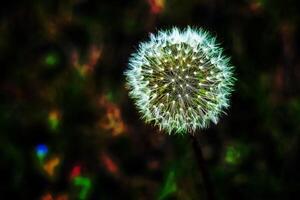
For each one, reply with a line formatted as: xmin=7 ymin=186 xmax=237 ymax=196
xmin=190 ymin=134 xmax=215 ymax=200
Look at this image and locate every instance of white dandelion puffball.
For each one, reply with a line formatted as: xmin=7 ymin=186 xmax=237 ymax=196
xmin=125 ymin=27 xmax=235 ymax=134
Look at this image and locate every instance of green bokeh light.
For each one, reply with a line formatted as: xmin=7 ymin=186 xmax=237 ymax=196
xmin=73 ymin=176 xmax=92 ymax=200
xmin=45 ymin=53 xmax=59 ymax=66
xmin=225 ymin=146 xmax=241 ymax=164
xmin=48 ymin=111 xmax=60 ymax=131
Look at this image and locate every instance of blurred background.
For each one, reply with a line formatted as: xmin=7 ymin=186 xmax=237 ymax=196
xmin=0 ymin=0 xmax=300 ymax=199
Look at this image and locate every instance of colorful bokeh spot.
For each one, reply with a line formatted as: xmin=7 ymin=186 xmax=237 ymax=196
xmin=48 ymin=110 xmax=60 ymax=131
xmin=76 ymin=64 xmax=90 ymax=78
xmin=71 ymin=45 xmax=102 ymax=78
xmin=36 ymin=144 xmax=48 ymax=162
xmin=148 ymin=0 xmax=165 ymax=14
xmin=73 ymin=176 xmax=92 ymax=200
xmin=43 ymin=156 xmax=60 ymax=177
xmin=100 ymin=152 xmax=119 ymax=175
xmin=40 ymin=193 xmax=53 ymax=200
xmin=70 ymin=165 xmax=82 ymax=179
xmin=225 ymin=146 xmax=241 ymax=165
xmin=40 ymin=193 xmax=69 ymax=200
xmin=99 ymin=95 xmax=126 ymax=136
xmin=45 ymin=53 xmax=59 ymax=66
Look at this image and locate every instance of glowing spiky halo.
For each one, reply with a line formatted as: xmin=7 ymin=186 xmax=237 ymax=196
xmin=125 ymin=26 xmax=235 ymax=134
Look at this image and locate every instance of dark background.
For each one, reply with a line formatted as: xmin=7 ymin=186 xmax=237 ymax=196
xmin=1 ymin=0 xmax=300 ymax=199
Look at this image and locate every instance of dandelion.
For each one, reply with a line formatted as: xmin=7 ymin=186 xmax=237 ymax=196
xmin=125 ymin=27 xmax=235 ymax=134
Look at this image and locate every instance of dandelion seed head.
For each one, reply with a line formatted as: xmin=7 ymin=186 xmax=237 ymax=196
xmin=125 ymin=27 xmax=235 ymax=134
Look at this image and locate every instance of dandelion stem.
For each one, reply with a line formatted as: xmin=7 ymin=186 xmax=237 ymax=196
xmin=190 ymin=134 xmax=215 ymax=200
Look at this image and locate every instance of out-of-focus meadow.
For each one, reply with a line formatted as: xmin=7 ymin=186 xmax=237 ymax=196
xmin=0 ymin=0 xmax=299 ymax=199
